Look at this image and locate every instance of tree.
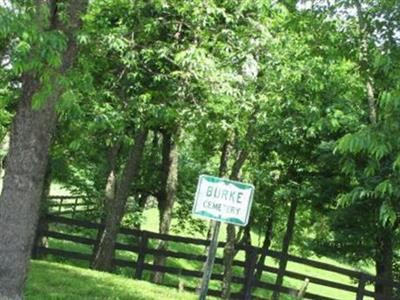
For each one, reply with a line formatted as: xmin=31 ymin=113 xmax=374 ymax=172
xmin=0 ymin=1 xmax=88 ymax=298
xmin=92 ymin=128 xmax=148 ymax=271
xmin=152 ymin=129 xmax=179 ymax=283
xmin=300 ymin=1 xmax=400 ymax=298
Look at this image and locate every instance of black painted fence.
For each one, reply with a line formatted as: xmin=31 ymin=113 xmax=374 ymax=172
xmin=33 ymin=214 xmax=400 ymax=300
xmin=47 ymin=196 xmax=97 ymax=217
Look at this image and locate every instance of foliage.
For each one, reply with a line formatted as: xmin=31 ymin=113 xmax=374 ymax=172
xmin=1 ymin=0 xmax=400 ymax=294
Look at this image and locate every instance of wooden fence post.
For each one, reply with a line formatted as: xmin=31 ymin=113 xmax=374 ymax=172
xmin=58 ymin=198 xmax=63 ymax=213
xmin=36 ymin=214 xmax=400 ymax=300
xmin=72 ymin=197 xmax=78 ymax=217
xmin=31 ymin=218 xmax=42 ymax=259
xmin=32 ymin=215 xmax=48 ymax=259
xmin=296 ymin=278 xmax=309 ymax=299
xmin=135 ymin=232 xmax=148 ymax=280
xmin=272 ymin=252 xmax=289 ymax=300
xmin=356 ymin=273 xmax=367 ymax=300
xmin=91 ymin=222 xmax=105 ymax=267
xmin=86 ymin=197 xmax=90 ymax=212
xmin=243 ymin=246 xmax=258 ymax=300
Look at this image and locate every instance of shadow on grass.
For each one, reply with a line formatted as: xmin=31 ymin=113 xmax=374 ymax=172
xmin=44 ymin=230 xmax=291 ymax=299
xmin=25 ymin=260 xmax=198 ymax=300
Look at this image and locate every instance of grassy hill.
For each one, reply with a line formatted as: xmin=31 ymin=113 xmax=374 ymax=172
xmin=26 ymin=260 xmax=202 ymax=300
xmin=18 ymin=184 xmax=376 ymax=299
xmin=138 ymin=208 xmax=376 ymax=299
xmin=38 ymin=204 xmax=376 ymax=300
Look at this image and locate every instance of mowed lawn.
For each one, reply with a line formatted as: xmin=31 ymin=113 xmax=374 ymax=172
xmin=39 ymin=206 xmax=375 ymax=300
xmin=140 ymin=208 xmax=376 ymax=300
xmin=25 ymin=260 xmax=201 ymax=300
xmin=20 ymin=184 xmax=376 ymax=299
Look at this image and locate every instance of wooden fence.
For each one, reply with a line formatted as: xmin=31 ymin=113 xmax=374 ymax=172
xmin=33 ymin=214 xmax=400 ymax=300
xmin=47 ymin=196 xmax=97 ymax=217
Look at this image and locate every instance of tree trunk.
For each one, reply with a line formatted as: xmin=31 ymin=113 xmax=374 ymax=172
xmin=0 ymin=74 xmax=54 ymax=300
xmin=92 ymin=129 xmax=148 ymax=271
xmin=221 ymin=223 xmax=237 ymax=299
xmin=204 ymin=139 xmax=232 ymax=244
xmin=255 ymin=213 xmax=274 ymax=281
xmin=221 ymin=144 xmax=250 ymax=299
xmin=153 ymin=130 xmax=179 ymax=284
xmin=354 ymin=0 xmax=377 ymax=125
xmin=272 ymin=198 xmax=298 ymax=300
xmin=32 ymin=161 xmax=53 ymax=259
xmin=91 ymin=144 xmax=121 ymax=265
xmin=374 ymin=228 xmax=393 ymax=300
xmin=241 ymin=223 xmax=252 ymax=251
xmin=354 ymin=3 xmax=394 ymax=298
xmin=218 ymin=138 xmax=232 ymax=179
xmin=238 ymin=220 xmax=253 ymax=294
xmin=0 ymin=2 xmax=87 ymax=298
xmin=134 ymin=193 xmax=148 ymax=230
xmin=103 ymin=144 xmax=122 ymax=205
xmin=196 ymin=138 xmax=232 ymax=292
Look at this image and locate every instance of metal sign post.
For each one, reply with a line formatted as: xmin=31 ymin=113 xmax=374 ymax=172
xmin=193 ymin=175 xmax=255 ymax=300
xmin=198 ymin=221 xmax=221 ymax=300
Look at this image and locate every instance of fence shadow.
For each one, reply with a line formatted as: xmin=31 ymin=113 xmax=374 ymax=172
xmin=33 ymin=214 xmax=400 ymax=300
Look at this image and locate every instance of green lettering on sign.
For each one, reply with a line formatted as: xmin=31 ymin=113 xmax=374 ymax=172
xmin=192 ymin=175 xmax=255 ymax=226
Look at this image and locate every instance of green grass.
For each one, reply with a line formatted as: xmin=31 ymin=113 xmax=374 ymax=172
xmin=42 ymin=207 xmax=375 ymax=300
xmin=49 ymin=182 xmax=72 ymax=196
xmin=138 ymin=208 xmax=375 ymax=300
xmin=283 ymin=258 xmax=374 ymax=300
xmin=0 ymin=178 xmax=378 ymax=299
xmin=36 ymin=187 xmax=377 ymax=299
xmin=25 ymin=260 xmax=200 ymax=300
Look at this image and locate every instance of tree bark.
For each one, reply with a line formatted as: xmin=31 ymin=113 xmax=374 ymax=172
xmin=196 ymin=138 xmax=232 ymax=292
xmin=221 ymin=129 xmax=253 ymax=299
xmin=272 ymin=198 xmax=298 ymax=300
xmin=0 ymin=2 xmax=87 ymax=298
xmin=218 ymin=138 xmax=232 ymax=179
xmin=354 ymin=3 xmax=394 ymax=297
xmin=92 ymin=128 xmax=148 ymax=271
xmin=221 ymin=156 xmax=248 ymax=299
xmin=133 ymin=193 xmax=149 ymax=230
xmin=32 ymin=160 xmax=52 ymax=259
xmin=101 ymin=143 xmax=122 ymax=219
xmin=0 ymin=74 xmax=52 ymax=300
xmin=204 ymin=139 xmax=232 ymax=243
xmin=374 ymin=228 xmax=393 ymax=300
xmin=255 ymin=213 xmax=274 ymax=281
xmin=153 ymin=130 xmax=179 ymax=284
xmin=238 ymin=219 xmax=253 ymax=295
xmin=91 ymin=143 xmax=121 ymax=265
xmin=354 ymin=0 xmax=377 ymax=125
xmin=221 ymin=223 xmax=237 ymax=299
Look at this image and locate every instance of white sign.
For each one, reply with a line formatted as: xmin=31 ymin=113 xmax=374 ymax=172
xmin=192 ymin=175 xmax=254 ymax=226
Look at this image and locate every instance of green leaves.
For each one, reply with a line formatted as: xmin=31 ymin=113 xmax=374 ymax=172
xmin=3 ymin=0 xmax=399 ymax=270
xmin=375 ymin=180 xmax=394 ymax=198
xmin=393 ymin=155 xmax=400 ymax=172
xmin=336 ymin=129 xmax=393 ymax=160
xmin=380 ymin=201 xmax=397 ymax=227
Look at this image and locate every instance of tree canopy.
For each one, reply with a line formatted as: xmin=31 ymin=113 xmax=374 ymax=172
xmin=0 ymin=0 xmax=399 ymax=299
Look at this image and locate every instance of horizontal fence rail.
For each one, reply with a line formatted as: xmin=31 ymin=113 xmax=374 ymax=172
xmin=33 ymin=214 xmax=400 ymax=300
xmin=47 ymin=196 xmax=97 ymax=217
